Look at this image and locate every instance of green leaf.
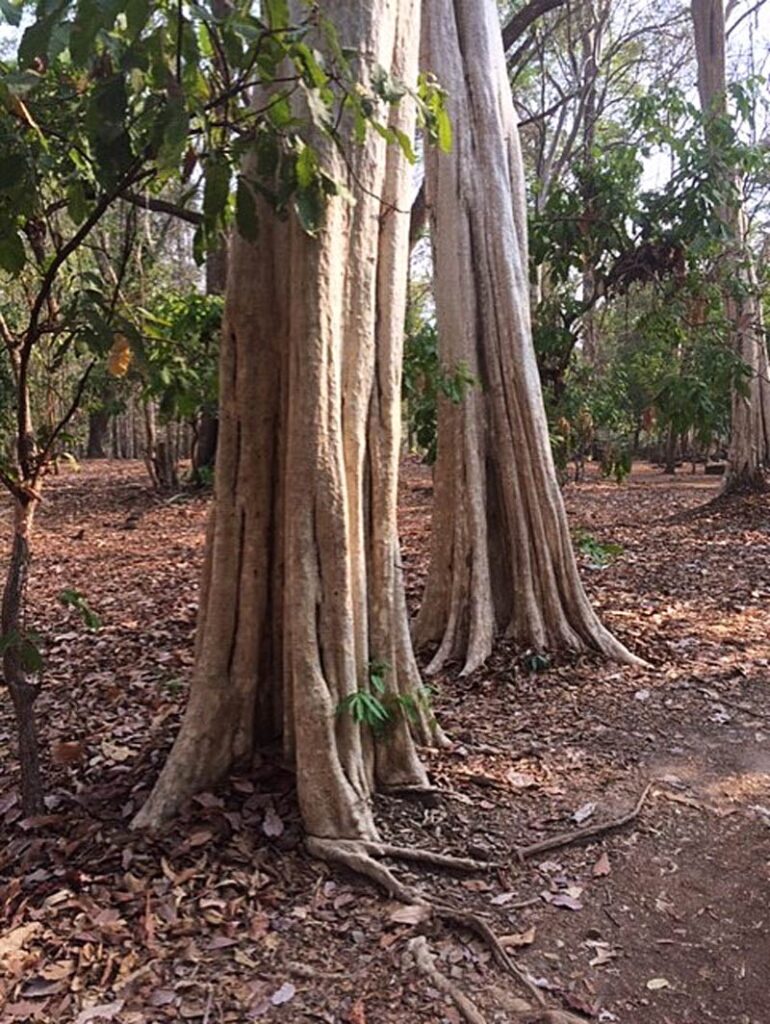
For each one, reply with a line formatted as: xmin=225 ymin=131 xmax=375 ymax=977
xmin=203 ymin=154 xmax=230 ymax=227
xmin=293 ymin=186 xmax=324 ymax=236
xmin=295 ymin=143 xmax=317 ymax=189
xmin=70 ymin=0 xmax=101 ymax=66
xmin=125 ymin=0 xmax=151 ymax=39
xmin=293 ymin=42 xmax=328 ymax=88
xmin=235 ymin=176 xmax=258 ymax=241
xmin=264 ymin=0 xmax=289 ymax=29
xmin=0 ymin=231 xmax=26 ymax=274
xmin=20 ymin=637 xmax=44 ymax=673
xmin=393 ymin=126 xmax=416 ymax=164
xmin=67 ymin=180 xmax=88 ymax=225
xmin=436 ymin=106 xmax=452 ymax=153
xmin=0 ymin=153 xmax=26 ymax=190
xmin=19 ymin=17 xmax=54 ymax=67
xmin=157 ymin=95 xmax=190 ymax=171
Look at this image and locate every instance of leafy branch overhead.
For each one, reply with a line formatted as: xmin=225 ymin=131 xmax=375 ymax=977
xmin=1 ymin=0 xmax=451 ymax=275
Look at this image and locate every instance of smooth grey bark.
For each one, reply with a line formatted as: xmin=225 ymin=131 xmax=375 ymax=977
xmin=416 ymin=0 xmax=638 ymax=675
xmin=691 ymin=0 xmax=770 ymax=492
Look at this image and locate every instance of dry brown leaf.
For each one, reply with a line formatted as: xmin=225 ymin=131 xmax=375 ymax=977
xmin=500 ymin=926 xmax=536 ymax=948
xmin=107 ymin=336 xmax=132 ymax=378
xmin=0 ymin=923 xmax=41 ymax=961
xmin=389 ymin=903 xmax=432 ymax=926
xmin=646 ymin=977 xmax=671 ymax=990
xmin=347 ymin=998 xmax=367 ymax=1024
xmin=263 ymin=805 xmax=284 ymax=838
xmin=506 ymin=769 xmax=539 ymax=790
xmin=592 ymin=851 xmax=611 ymax=877
xmin=52 ymin=741 xmax=85 ymax=765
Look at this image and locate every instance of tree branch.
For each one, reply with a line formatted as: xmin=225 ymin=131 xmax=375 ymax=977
xmin=33 ymin=361 xmax=97 ymax=482
xmin=503 ymin=0 xmax=566 ymax=53
xmin=119 ymin=190 xmax=203 ymax=225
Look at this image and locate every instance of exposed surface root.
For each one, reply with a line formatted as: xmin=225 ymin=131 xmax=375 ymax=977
xmin=365 ymin=841 xmax=496 ymax=873
xmin=375 ymin=782 xmax=653 ymax=869
xmin=429 ymin=899 xmax=545 ymax=1007
xmin=409 ymin=936 xmax=489 ymax=1024
xmin=308 ymin=837 xmax=552 ymax=1016
xmin=515 ymin=782 xmax=653 ymax=861
xmin=306 ymin=837 xmax=416 ymax=903
xmin=307 ymin=786 xmax=653 ymax=1022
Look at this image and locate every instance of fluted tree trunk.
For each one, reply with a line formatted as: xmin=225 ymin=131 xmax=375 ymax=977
xmin=691 ymin=0 xmax=770 ymax=493
xmin=415 ymin=0 xmax=637 ymax=676
xmin=134 ymin=0 xmax=434 ymax=842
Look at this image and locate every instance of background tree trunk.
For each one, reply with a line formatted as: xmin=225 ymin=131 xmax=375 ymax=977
xmin=691 ymin=0 xmax=770 ymax=493
xmin=134 ymin=0 xmax=433 ymax=840
xmin=86 ymin=408 xmax=110 ymax=458
xmin=191 ymin=244 xmax=227 ymax=483
xmin=416 ymin=0 xmax=636 ymax=675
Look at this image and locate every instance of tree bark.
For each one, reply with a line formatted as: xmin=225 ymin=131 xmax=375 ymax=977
xmin=134 ymin=0 xmax=434 ymax=839
xmin=416 ymin=0 xmax=637 ymax=676
xmin=2 ymin=497 xmax=44 ymax=816
xmin=86 ymin=408 xmax=110 ymax=458
xmin=691 ymin=0 xmax=770 ymax=493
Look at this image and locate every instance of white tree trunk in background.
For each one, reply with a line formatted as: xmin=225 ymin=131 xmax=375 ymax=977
xmin=134 ymin=0 xmax=435 ymax=841
xmin=692 ymin=0 xmax=770 ymax=492
xmin=416 ymin=0 xmax=638 ymax=675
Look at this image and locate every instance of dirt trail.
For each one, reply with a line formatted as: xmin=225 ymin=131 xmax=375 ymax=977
xmin=0 ymin=461 xmax=767 ymax=1024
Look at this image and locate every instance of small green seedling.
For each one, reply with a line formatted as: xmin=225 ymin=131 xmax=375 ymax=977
xmin=59 ymin=588 xmax=102 ymax=630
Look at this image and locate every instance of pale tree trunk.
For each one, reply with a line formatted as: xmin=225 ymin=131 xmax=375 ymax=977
xmin=692 ymin=0 xmax=770 ymax=492
xmin=578 ymin=0 xmax=610 ymax=367
xmin=134 ymin=0 xmax=434 ymax=841
xmin=415 ymin=0 xmax=637 ymax=676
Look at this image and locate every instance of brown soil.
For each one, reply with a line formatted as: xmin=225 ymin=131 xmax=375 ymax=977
xmin=1 ymin=460 xmax=768 ymax=1024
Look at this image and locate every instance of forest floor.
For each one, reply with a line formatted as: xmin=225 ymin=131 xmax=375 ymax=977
xmin=0 ymin=460 xmax=768 ymax=1024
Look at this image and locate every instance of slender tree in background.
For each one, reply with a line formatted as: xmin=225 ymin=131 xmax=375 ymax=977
xmin=415 ymin=0 xmax=638 ymax=675
xmin=134 ymin=0 xmax=441 ymax=848
xmin=691 ymin=0 xmax=770 ymax=492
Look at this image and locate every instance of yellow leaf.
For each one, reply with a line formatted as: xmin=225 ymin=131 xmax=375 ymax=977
xmin=107 ymin=335 xmax=132 ymax=377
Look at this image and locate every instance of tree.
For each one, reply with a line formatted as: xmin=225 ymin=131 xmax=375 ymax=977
xmin=133 ymin=0 xmax=447 ymax=854
xmin=2 ymin=0 xmax=459 ymax=814
xmin=691 ymin=0 xmax=770 ymax=492
xmin=415 ymin=0 xmax=638 ymax=676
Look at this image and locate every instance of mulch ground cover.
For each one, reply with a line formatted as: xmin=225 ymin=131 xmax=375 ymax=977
xmin=1 ymin=459 xmax=768 ymax=1024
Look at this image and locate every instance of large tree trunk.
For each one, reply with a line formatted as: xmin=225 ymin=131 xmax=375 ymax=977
xmin=691 ymin=0 xmax=770 ymax=493
xmin=415 ymin=0 xmax=636 ymax=676
xmin=133 ymin=0 xmax=433 ymax=840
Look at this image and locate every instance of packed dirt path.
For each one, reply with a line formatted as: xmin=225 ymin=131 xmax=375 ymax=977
xmin=0 ymin=461 xmax=768 ymax=1024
